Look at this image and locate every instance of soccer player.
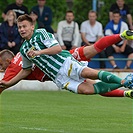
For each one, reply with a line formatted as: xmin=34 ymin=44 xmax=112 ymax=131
xmin=0 ymin=49 xmax=132 ymax=98
xmin=0 ymin=14 xmax=133 ymax=96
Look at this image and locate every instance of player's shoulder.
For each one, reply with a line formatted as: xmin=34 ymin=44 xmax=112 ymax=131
xmin=35 ymin=28 xmax=54 ymax=39
xmin=36 ymin=28 xmax=47 ymax=32
xmin=35 ymin=28 xmax=48 ymax=35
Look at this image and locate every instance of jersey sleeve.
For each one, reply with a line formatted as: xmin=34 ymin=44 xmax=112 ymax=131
xmin=2 ymin=63 xmax=22 ymax=81
xmin=38 ymin=29 xmax=59 ymax=48
xmin=21 ymin=53 xmax=33 ymax=69
xmin=42 ymin=38 xmax=59 ymax=48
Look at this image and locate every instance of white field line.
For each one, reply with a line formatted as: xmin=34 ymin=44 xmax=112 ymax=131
xmin=20 ymin=126 xmax=65 ymax=133
xmin=1 ymin=123 xmax=65 ymax=133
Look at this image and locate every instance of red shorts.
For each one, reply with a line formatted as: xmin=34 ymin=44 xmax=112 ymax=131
xmin=69 ymin=46 xmax=90 ymax=62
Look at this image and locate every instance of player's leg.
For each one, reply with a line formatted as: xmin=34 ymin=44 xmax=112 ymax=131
xmin=69 ymin=34 xmax=124 ymax=61
xmin=100 ymin=89 xmax=133 ymax=98
xmin=70 ymin=30 xmax=133 ymax=62
xmin=69 ymin=46 xmax=92 ymax=61
xmin=85 ymin=79 xmax=133 ymax=98
xmin=81 ymin=67 xmax=133 ymax=90
xmin=94 ymin=30 xmax=133 ymax=53
xmin=77 ymin=79 xmax=133 ymax=95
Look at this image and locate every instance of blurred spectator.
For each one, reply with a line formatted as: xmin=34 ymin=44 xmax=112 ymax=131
xmin=109 ymin=0 xmax=133 ymax=30
xmin=29 ymin=10 xmax=44 ymax=29
xmin=31 ymin=0 xmax=54 ymax=33
xmin=2 ymin=0 xmax=28 ymax=19
xmin=105 ymin=10 xmax=133 ymax=69
xmin=57 ymin=10 xmax=80 ymax=51
xmin=80 ymin=10 xmax=106 ymax=68
xmin=0 ymin=10 xmax=22 ymax=55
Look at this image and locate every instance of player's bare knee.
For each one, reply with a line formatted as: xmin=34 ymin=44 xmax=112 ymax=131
xmin=78 ymin=87 xmax=94 ymax=94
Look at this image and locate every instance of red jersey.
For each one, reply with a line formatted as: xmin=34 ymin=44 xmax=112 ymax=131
xmin=3 ymin=53 xmax=45 ymax=81
xmin=3 ymin=47 xmax=90 ymax=81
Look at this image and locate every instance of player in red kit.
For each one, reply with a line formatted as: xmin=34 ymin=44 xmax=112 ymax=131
xmin=0 ymin=32 xmax=133 ymax=98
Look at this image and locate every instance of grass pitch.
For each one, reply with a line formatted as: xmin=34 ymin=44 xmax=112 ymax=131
xmin=0 ymin=90 xmax=133 ymax=133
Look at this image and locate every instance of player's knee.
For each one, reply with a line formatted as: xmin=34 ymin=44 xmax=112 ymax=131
xmin=78 ymin=88 xmax=94 ymax=95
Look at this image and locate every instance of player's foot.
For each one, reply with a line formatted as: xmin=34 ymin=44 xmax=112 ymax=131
xmin=120 ymin=30 xmax=133 ymax=40
xmin=123 ymin=73 xmax=133 ymax=89
xmin=125 ymin=90 xmax=133 ymax=99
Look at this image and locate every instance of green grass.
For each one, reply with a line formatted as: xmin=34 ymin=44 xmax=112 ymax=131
xmin=0 ymin=90 xmax=133 ymax=133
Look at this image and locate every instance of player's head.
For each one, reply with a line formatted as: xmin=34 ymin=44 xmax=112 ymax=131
xmin=0 ymin=50 xmax=14 ymax=71
xmin=17 ymin=14 xmax=34 ymax=40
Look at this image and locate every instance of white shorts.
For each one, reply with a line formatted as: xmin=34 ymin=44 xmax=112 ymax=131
xmin=55 ymin=57 xmax=87 ymax=93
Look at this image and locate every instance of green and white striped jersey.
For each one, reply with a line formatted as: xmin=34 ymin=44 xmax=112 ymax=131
xmin=20 ymin=28 xmax=72 ymax=81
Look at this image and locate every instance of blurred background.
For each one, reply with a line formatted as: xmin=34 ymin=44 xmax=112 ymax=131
xmin=0 ymin=0 xmax=132 ymax=32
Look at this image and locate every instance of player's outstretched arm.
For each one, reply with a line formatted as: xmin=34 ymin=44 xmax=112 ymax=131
xmin=27 ymin=45 xmax=62 ymax=58
xmin=0 ymin=69 xmax=32 ymax=90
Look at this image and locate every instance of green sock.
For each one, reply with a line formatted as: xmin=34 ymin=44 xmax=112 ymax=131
xmin=98 ymin=70 xmax=122 ymax=84
xmin=93 ymin=81 xmax=122 ymax=94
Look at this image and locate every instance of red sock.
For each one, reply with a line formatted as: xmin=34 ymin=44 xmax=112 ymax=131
xmin=94 ymin=34 xmax=122 ymax=52
xmin=100 ymin=89 xmax=124 ymax=97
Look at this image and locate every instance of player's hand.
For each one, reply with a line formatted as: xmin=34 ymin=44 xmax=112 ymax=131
xmin=27 ymin=50 xmax=39 ymax=58
xmin=0 ymin=80 xmax=9 ymax=89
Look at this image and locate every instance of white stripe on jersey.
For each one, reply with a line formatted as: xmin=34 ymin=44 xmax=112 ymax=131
xmin=36 ymin=29 xmax=50 ymax=39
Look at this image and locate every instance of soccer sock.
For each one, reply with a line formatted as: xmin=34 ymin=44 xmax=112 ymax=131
xmin=100 ymin=89 xmax=124 ymax=97
xmin=98 ymin=70 xmax=122 ymax=84
xmin=93 ymin=82 xmax=122 ymax=94
xmin=94 ymin=34 xmax=122 ymax=52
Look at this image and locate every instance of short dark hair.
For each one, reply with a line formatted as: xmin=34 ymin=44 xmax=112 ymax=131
xmin=112 ymin=10 xmax=121 ymax=16
xmin=17 ymin=14 xmax=34 ymax=24
xmin=66 ymin=10 xmax=74 ymax=15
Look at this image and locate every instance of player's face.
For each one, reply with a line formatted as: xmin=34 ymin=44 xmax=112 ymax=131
xmin=66 ymin=13 xmax=74 ymax=23
xmin=17 ymin=20 xmax=34 ymax=40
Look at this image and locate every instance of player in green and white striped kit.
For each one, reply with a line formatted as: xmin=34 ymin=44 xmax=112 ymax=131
xmin=0 ymin=14 xmax=133 ymax=95
xmin=20 ymin=28 xmax=87 ymax=93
